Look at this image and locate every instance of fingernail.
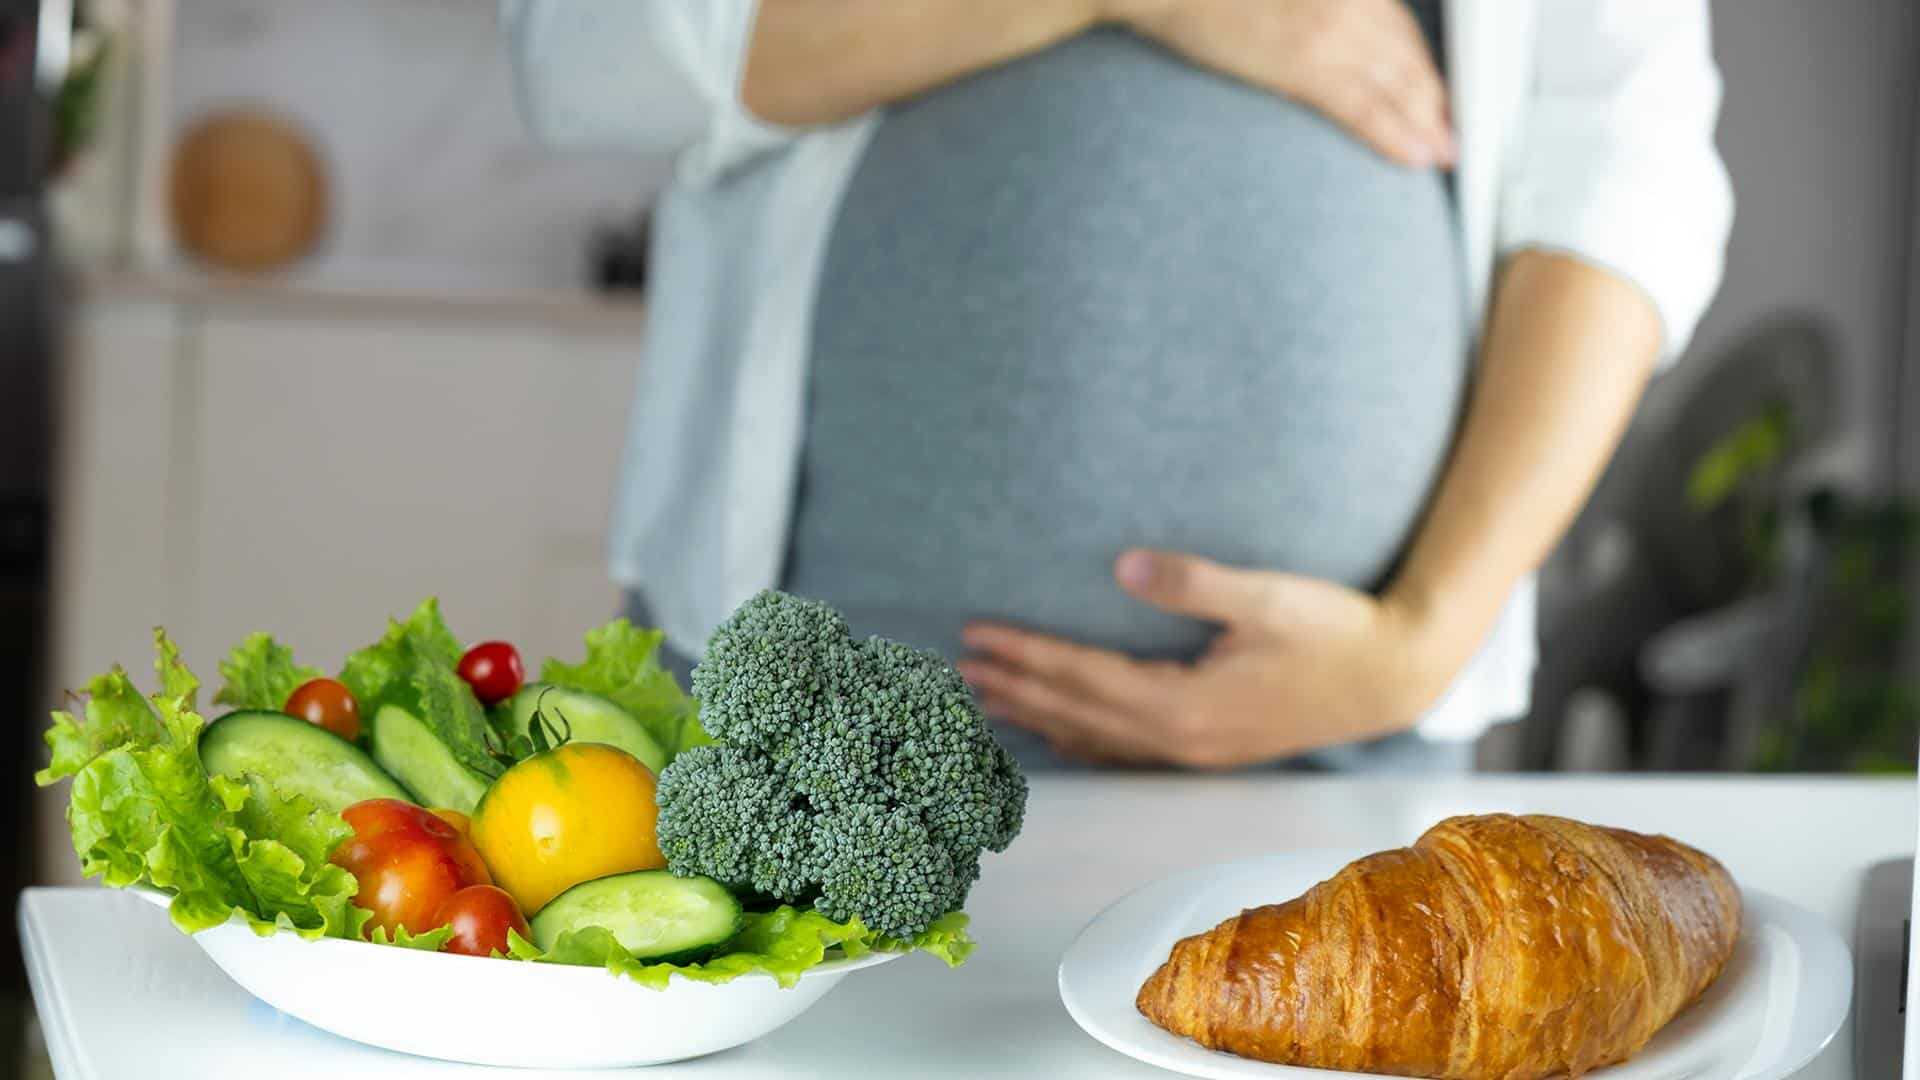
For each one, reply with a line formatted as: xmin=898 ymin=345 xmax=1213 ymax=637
xmin=960 ymin=625 xmax=989 ymax=649
xmin=1116 ymin=550 xmax=1155 ymax=590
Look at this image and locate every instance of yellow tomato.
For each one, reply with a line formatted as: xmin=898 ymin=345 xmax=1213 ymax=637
xmin=469 ymin=742 xmax=666 ymax=914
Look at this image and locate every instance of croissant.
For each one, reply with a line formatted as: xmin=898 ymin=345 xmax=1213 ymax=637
xmin=1137 ymin=814 xmax=1740 ymax=1080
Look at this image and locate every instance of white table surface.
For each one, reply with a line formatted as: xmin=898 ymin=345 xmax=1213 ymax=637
xmin=20 ymin=775 xmax=1911 ymax=1079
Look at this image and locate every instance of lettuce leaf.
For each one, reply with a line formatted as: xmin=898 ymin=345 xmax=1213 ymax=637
xmin=370 ymin=924 xmax=456 ymax=951
xmin=510 ymin=904 xmax=972 ymax=990
xmin=541 ymin=619 xmax=710 ymax=759
xmin=38 ymin=668 xmax=166 ymax=786
xmin=337 ymin=598 xmax=462 ymax=713
xmin=40 ymin=630 xmax=366 ymax=939
xmin=864 ymin=910 xmax=975 ymax=967
xmin=338 ymin=599 xmax=494 ymax=776
xmin=212 ymin=633 xmax=321 ymax=712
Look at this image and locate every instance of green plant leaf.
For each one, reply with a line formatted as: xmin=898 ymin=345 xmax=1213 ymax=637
xmin=1686 ymin=401 xmax=1792 ymax=512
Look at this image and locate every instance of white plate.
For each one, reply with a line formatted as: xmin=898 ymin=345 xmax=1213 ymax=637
xmin=130 ymin=886 xmax=899 ymax=1068
xmin=1059 ymin=850 xmax=1852 ymax=1080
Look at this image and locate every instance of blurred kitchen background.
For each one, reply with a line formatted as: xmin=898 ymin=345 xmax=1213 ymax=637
xmin=0 ymin=0 xmax=1916 ymax=1068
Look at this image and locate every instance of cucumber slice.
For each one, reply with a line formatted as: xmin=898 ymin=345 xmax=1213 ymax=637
xmin=531 ymin=871 xmax=742 ymax=963
xmin=504 ymin=683 xmax=667 ymax=773
xmin=200 ymin=710 xmax=411 ymax=812
xmin=367 ymin=705 xmax=492 ymax=814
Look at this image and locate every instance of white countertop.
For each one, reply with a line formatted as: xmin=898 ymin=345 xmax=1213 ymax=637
xmin=20 ymin=775 xmax=1910 ymax=1079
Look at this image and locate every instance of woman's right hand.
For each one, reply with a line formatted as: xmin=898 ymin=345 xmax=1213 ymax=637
xmin=1105 ymin=0 xmax=1455 ymax=169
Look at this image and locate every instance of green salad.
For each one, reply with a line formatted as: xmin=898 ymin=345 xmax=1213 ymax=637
xmin=38 ymin=592 xmax=1026 ymax=988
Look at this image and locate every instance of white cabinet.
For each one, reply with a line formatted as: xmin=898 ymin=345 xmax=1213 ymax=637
xmin=41 ymin=284 xmax=646 ymax=883
xmin=188 ymin=310 xmax=636 ymax=672
xmin=48 ymin=297 xmax=185 ymax=702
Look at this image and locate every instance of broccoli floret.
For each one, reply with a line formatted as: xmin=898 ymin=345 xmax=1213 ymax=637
xmin=654 ymin=743 xmax=820 ymax=900
xmin=661 ymin=590 xmax=1028 ymax=937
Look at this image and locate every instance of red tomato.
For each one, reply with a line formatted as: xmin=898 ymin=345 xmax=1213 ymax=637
xmin=428 ymin=813 xmax=493 ymax=888
xmin=434 ymin=884 xmax=530 ymax=958
xmin=342 ymin=797 xmax=436 ymax=841
xmin=284 ymin=678 xmax=361 ymax=741
xmin=347 ymin=799 xmax=492 ymax=886
xmin=332 ymin=799 xmax=492 ymax=937
xmin=457 ymin=641 xmax=524 ymax=706
xmin=340 ymin=832 xmax=469 ymax=937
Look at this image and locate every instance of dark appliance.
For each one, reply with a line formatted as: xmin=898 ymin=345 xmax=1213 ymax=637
xmin=0 ymin=0 xmax=55 ymax=1070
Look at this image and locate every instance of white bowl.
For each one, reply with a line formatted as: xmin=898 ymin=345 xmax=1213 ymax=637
xmin=130 ymin=887 xmax=899 ymax=1068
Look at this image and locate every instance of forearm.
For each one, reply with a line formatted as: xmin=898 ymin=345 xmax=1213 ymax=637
xmin=744 ymin=0 xmax=1103 ymax=125
xmin=1386 ymin=249 xmax=1662 ymax=679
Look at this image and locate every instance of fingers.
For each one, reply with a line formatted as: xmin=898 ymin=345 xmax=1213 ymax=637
xmin=1119 ymin=551 xmax=1381 ymax=648
xmin=1349 ymin=92 xmax=1438 ymax=169
xmin=1370 ymin=2 xmax=1453 ymax=164
xmin=1114 ymin=549 xmax=1278 ymax=624
xmin=960 ymin=622 xmax=1203 ymax=765
xmin=957 ymin=658 xmax=1170 ymax=762
xmin=1292 ymin=2 xmax=1454 ymax=169
xmin=961 ymin=622 xmax=1176 ymax=709
xmin=1364 ymin=68 xmax=1451 ymax=167
xmin=1138 ymin=0 xmax=1454 ymax=169
xmin=1054 ymin=737 xmax=1162 ymax=768
xmin=959 ymin=624 xmax=1198 ymax=764
xmin=1310 ymin=64 xmax=1449 ymax=167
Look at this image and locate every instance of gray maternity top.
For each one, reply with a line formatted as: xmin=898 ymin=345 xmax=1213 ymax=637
xmin=784 ymin=21 xmax=1467 ymax=766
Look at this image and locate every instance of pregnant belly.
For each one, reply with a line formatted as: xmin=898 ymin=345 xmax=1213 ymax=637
xmin=788 ymin=29 xmax=1468 ymax=663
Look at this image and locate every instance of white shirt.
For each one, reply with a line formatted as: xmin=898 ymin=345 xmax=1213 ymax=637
xmin=499 ymin=0 xmax=1733 ymax=742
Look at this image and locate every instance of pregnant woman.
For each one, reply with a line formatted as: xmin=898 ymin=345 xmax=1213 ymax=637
xmin=502 ymin=0 xmax=1732 ymax=771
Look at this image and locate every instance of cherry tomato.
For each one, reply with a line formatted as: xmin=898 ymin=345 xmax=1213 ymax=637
xmin=434 ymin=884 xmax=530 ymax=958
xmin=332 ymin=799 xmax=492 ymax=936
xmin=457 ymin=641 xmax=524 ymax=706
xmin=284 ymin=677 xmax=361 ymax=741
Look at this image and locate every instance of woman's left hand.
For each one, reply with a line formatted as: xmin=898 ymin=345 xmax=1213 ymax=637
xmin=957 ymin=549 xmax=1457 ymax=768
